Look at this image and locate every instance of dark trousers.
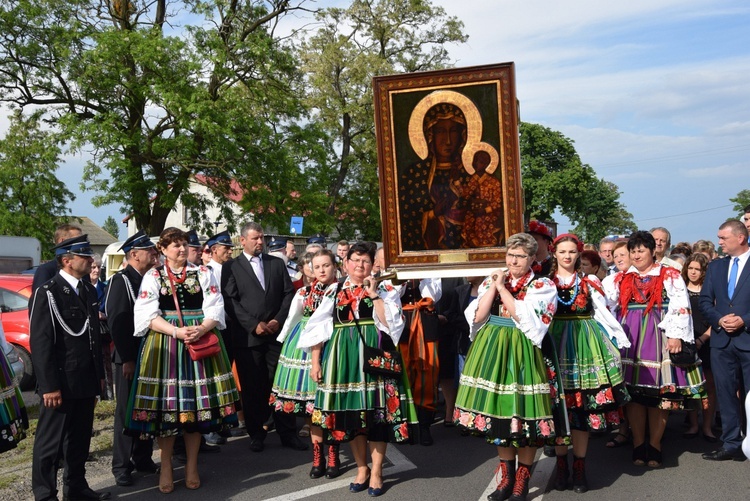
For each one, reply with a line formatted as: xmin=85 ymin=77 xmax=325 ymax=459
xmin=112 ymin=363 xmax=154 ymax=475
xmin=32 ymin=396 xmax=96 ymax=501
xmin=235 ymin=343 xmax=296 ymax=441
xmin=712 ymin=341 xmax=750 ymax=452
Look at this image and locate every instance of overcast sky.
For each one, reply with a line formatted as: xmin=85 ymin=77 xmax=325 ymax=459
xmin=10 ymin=0 xmax=750 ymax=243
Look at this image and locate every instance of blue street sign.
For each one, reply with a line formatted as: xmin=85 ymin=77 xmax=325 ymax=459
xmin=290 ymin=216 xmax=304 ymax=235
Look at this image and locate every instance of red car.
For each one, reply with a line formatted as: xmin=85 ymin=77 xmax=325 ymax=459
xmin=0 ymin=274 xmax=34 ymax=389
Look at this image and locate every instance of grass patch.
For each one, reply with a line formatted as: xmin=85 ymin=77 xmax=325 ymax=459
xmin=0 ymin=399 xmax=117 ymax=479
xmin=0 ymin=473 xmax=20 ymax=490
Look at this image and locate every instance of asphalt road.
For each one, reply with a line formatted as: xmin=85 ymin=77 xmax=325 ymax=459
xmin=20 ymin=388 xmax=749 ymax=500
xmin=72 ymin=410 xmax=749 ymax=501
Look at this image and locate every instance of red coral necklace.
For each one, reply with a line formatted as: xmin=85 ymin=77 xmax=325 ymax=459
xmin=506 ymin=269 xmax=532 ymax=294
xmin=166 ymin=265 xmax=187 ymax=284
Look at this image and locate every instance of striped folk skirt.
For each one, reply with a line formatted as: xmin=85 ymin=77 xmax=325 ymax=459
xmin=126 ymin=310 xmax=239 ymax=438
xmin=0 ymin=350 xmax=27 ymax=452
xmin=312 ymin=320 xmax=418 ymax=444
xmin=619 ymin=304 xmax=707 ymax=410
xmin=270 ymin=317 xmax=317 ymax=416
xmin=549 ymin=315 xmax=630 ymax=432
xmin=454 ymin=316 xmax=570 ymax=448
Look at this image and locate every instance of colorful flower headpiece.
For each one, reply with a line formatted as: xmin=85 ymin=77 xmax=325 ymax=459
xmin=527 ymin=220 xmax=553 ymax=241
xmin=553 ymin=233 xmax=584 ymax=253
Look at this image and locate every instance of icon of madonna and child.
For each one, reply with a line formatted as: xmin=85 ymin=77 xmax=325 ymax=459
xmin=398 ymin=90 xmax=505 ymax=252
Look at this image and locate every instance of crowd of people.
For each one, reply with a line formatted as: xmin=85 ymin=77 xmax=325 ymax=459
xmin=2 ymin=205 xmax=749 ymax=501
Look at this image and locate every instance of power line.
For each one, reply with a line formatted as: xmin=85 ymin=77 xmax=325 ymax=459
xmin=595 ymin=145 xmax=750 ymax=169
xmin=635 ymin=204 xmax=734 ymax=222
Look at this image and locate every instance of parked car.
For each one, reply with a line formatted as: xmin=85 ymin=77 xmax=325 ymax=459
xmin=0 ymin=323 xmax=24 ymax=386
xmin=0 ymin=274 xmax=34 ymax=390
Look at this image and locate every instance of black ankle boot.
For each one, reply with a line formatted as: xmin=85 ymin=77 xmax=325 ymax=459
xmin=309 ymin=442 xmax=325 ymax=478
xmin=572 ymin=456 xmax=588 ymax=493
xmin=418 ymin=408 xmax=435 ymax=446
xmin=325 ymin=444 xmax=341 ymax=479
xmin=554 ymin=455 xmax=569 ymax=491
xmin=508 ymin=462 xmax=531 ymax=501
xmin=487 ymin=459 xmax=515 ymax=501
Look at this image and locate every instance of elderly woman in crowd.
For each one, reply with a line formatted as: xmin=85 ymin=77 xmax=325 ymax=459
xmin=603 ymin=231 xmax=706 ymax=468
xmin=612 ymin=241 xmax=631 ymax=273
xmin=297 ymin=242 xmax=416 ymax=497
xmin=90 ymin=254 xmax=113 ymax=400
xmin=454 ymin=233 xmax=566 ymax=501
xmin=127 ymin=227 xmax=239 ymax=493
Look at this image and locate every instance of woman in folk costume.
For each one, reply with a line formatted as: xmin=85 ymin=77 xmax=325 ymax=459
xmin=547 ymin=234 xmax=631 ymax=493
xmin=0 ymin=323 xmax=27 ymax=453
xmin=270 ymin=249 xmax=340 ymax=479
xmin=126 ymin=227 xmax=239 ymax=493
xmin=297 ymin=242 xmax=417 ymax=497
xmin=454 ymin=233 xmax=567 ymax=501
xmin=399 ymin=277 xmax=442 ymax=445
xmin=602 ymin=231 xmax=706 ymax=468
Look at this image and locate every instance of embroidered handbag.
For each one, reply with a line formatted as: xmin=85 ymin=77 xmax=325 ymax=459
xmin=362 ymin=344 xmax=403 ymax=378
xmin=669 ymin=340 xmax=698 ymax=368
xmin=352 ymin=313 xmax=403 ymax=378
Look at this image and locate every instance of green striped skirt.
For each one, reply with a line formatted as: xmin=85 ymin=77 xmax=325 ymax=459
xmin=454 ymin=316 xmax=569 ymax=447
xmin=126 ymin=310 xmax=239 ymax=438
xmin=311 ymin=320 xmax=418 ymax=443
xmin=270 ymin=317 xmax=317 ymax=416
xmin=549 ymin=315 xmax=630 ymax=431
xmin=0 ymin=350 xmax=27 ymax=452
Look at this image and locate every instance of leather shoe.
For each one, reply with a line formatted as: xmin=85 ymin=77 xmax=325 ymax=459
xmin=205 ymin=432 xmax=227 ymax=445
xmin=249 ymin=437 xmax=265 ymax=452
xmin=63 ymin=487 xmax=111 ymax=500
xmin=134 ymin=461 xmax=160 ymax=474
xmin=702 ymin=448 xmax=746 ymax=461
xmin=368 ymin=486 xmax=385 ymax=497
xmin=198 ymin=441 xmax=221 ymax=454
xmin=281 ymin=435 xmax=309 ymax=451
xmin=114 ymin=472 xmax=133 ymax=486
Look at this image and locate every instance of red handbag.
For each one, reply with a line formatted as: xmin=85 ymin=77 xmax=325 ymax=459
xmin=167 ymin=266 xmax=221 ymax=361
xmin=186 ymin=332 xmax=221 ymax=361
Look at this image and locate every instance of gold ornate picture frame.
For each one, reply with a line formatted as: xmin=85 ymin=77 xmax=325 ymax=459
xmin=373 ymin=62 xmax=523 ymax=273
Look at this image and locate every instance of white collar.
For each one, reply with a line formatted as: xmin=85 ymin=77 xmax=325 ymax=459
xmin=59 ymin=269 xmax=82 ymax=291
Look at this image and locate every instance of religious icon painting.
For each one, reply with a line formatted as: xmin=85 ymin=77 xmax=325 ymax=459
xmin=373 ymin=62 xmax=524 ymax=273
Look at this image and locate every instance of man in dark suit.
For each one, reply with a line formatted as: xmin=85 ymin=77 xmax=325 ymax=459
xmin=32 ymin=223 xmax=84 ymax=293
xmin=222 ymin=222 xmax=305 ymax=452
xmin=29 ymin=235 xmax=110 ymax=501
xmin=105 ymin=231 xmax=159 ymax=486
xmin=700 ymin=219 xmax=750 ymax=461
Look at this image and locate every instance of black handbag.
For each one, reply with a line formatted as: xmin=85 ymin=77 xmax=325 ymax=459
xmin=351 ymin=310 xmax=403 ymax=378
xmin=669 ymin=340 xmax=698 ymax=368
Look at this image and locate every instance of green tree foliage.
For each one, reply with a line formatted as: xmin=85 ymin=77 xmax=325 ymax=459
xmin=0 ymin=110 xmax=75 ymax=258
xmin=519 ymin=122 xmax=635 ymax=242
xmin=297 ymin=0 xmax=467 ymax=240
xmin=730 ymin=189 xmax=750 ymax=216
xmin=102 ymin=216 xmax=120 ymax=239
xmin=0 ymin=0 xmax=327 ymax=236
xmin=571 ymin=178 xmax=638 ymax=243
xmin=519 ymin=122 xmax=594 ymax=222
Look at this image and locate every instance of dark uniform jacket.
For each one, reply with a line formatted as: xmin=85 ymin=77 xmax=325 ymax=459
xmin=105 ymin=265 xmax=144 ymax=364
xmin=29 ymin=274 xmax=104 ymax=399
xmin=222 ymin=254 xmax=294 ymax=348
